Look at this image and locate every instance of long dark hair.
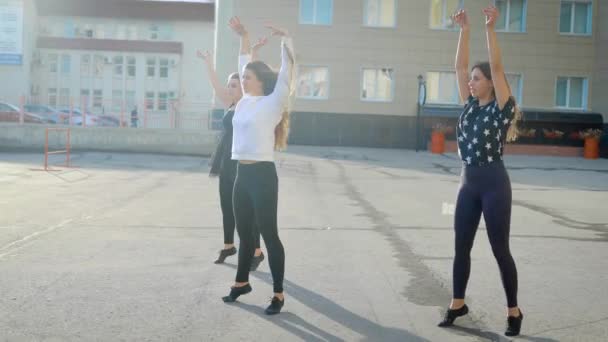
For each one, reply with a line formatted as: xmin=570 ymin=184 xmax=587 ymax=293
xmin=472 ymin=62 xmax=522 ymax=142
xmin=245 ymin=61 xmax=290 ymax=150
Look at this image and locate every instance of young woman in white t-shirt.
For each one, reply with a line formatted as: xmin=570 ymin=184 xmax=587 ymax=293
xmin=221 ymin=17 xmax=294 ymax=316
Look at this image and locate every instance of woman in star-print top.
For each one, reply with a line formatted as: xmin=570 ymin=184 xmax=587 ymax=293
xmin=437 ymin=6 xmax=524 ymax=337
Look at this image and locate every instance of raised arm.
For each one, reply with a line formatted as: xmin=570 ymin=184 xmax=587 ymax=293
xmin=484 ymin=5 xmax=512 ymax=110
xmin=453 ymin=9 xmax=471 ymax=104
xmin=196 ymin=50 xmax=233 ymax=108
xmin=265 ymin=25 xmax=295 ymax=106
xmin=251 ymin=36 xmax=269 ymax=61
xmin=229 ymin=16 xmax=252 ymax=95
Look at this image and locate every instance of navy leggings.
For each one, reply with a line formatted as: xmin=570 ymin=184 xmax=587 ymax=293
xmin=453 ymin=161 xmax=518 ymax=308
xmin=233 ymin=162 xmax=285 ymax=293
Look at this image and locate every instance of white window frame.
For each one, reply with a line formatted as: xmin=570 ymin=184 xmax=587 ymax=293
xmin=126 ymin=56 xmax=136 ymax=78
xmin=158 ymin=92 xmax=169 ymax=111
xmin=48 ymin=88 xmax=57 ymax=106
xmin=495 ymin=0 xmax=528 ymax=33
xmin=296 ymin=65 xmax=330 ymax=100
xmin=559 ymin=0 xmax=593 ymax=36
xmin=80 ymin=54 xmax=91 ymax=76
xmin=146 ymin=57 xmax=156 ymax=78
xmin=59 ymin=88 xmax=70 ymax=106
xmin=48 ymin=53 xmax=58 ymax=73
xmin=363 ymin=0 xmax=397 ymax=28
xmin=505 ymin=72 xmax=524 ymax=105
xmin=93 ymin=89 xmax=103 ymax=109
xmin=112 ymin=90 xmax=124 ymax=112
xmin=145 ymin=91 xmax=156 ymax=110
xmin=299 ymin=0 xmax=333 ymax=26
xmin=554 ymin=76 xmax=589 ymax=110
xmin=360 ymin=67 xmax=395 ymax=103
xmin=159 ymin=58 xmax=169 ymax=79
xmin=113 ymin=55 xmax=124 ymax=78
xmin=429 ymin=0 xmax=464 ymax=30
xmin=425 ymin=70 xmax=460 ymax=105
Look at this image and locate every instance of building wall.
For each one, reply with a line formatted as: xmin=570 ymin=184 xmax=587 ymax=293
xmin=224 ymin=0 xmax=600 ymax=117
xmin=593 ymin=0 xmax=608 ymax=120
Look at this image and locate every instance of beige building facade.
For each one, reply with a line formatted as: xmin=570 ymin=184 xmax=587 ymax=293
xmin=212 ymin=0 xmax=606 ymax=147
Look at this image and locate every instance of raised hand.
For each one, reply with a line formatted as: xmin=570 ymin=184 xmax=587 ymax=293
xmin=451 ymin=9 xmax=469 ymax=30
xmin=229 ymin=16 xmax=247 ymax=36
xmin=264 ymin=24 xmax=289 ymax=37
xmin=483 ymin=5 xmax=500 ymax=29
xmin=196 ymin=50 xmax=212 ymax=64
xmin=252 ymin=36 xmax=269 ymax=52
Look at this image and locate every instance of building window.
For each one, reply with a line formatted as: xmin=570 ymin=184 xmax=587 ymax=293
xmin=147 ymin=57 xmax=156 ymax=77
xmin=505 ymin=73 xmax=523 ymax=104
xmin=93 ymin=89 xmax=103 ymax=109
xmin=363 ymin=0 xmax=396 ymax=27
xmin=145 ymin=92 xmax=155 ymax=110
xmin=430 ymin=0 xmax=463 ymax=30
xmin=126 ymin=91 xmax=136 ymax=110
xmin=560 ymin=1 xmax=592 ymax=35
xmin=48 ymin=88 xmax=57 ymax=106
xmin=426 ymin=71 xmax=459 ymax=104
xmin=299 ymin=0 xmax=333 ymax=25
xmin=112 ymin=90 xmax=123 ymax=111
xmin=127 ymin=56 xmax=136 ymax=78
xmin=94 ymin=55 xmax=104 ymax=77
xmin=296 ymin=65 xmax=329 ymax=99
xmin=64 ymin=20 xmax=75 ymax=38
xmin=556 ymin=76 xmax=588 ymax=109
xmin=60 ymin=55 xmax=71 ymax=74
xmin=113 ymin=56 xmax=124 ymax=77
xmin=127 ymin=25 xmax=138 ymax=40
xmin=495 ymin=0 xmax=527 ymax=32
xmin=81 ymin=89 xmax=90 ymax=107
xmin=95 ymin=24 xmax=105 ymax=39
xmin=80 ymin=55 xmax=91 ymax=76
xmin=361 ymin=68 xmax=394 ymax=102
xmin=158 ymin=92 xmax=168 ymax=111
xmin=149 ymin=24 xmax=173 ymax=40
xmin=59 ymin=88 xmax=70 ymax=106
xmin=159 ymin=58 xmax=169 ymax=78
xmin=48 ymin=53 xmax=58 ymax=73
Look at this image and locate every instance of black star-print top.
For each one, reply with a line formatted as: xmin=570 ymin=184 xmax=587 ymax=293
xmin=457 ymin=96 xmax=516 ymax=166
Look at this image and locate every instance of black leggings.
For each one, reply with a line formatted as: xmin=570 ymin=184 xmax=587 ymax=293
xmin=233 ymin=162 xmax=285 ymax=293
xmin=219 ymin=160 xmax=260 ymax=248
xmin=453 ymin=161 xmax=518 ymax=308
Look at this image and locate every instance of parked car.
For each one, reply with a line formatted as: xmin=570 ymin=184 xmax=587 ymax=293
xmin=57 ymin=107 xmax=100 ymax=126
xmin=24 ymin=104 xmax=67 ymax=124
xmin=0 ymin=101 xmax=46 ymax=123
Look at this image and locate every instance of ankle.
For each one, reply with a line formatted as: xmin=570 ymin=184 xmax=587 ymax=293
xmin=274 ymin=293 xmax=284 ymax=301
xmin=234 ymin=282 xmax=249 ymax=288
xmin=449 ymin=300 xmax=465 ymax=310
xmin=224 ymin=244 xmax=235 ymax=249
xmin=508 ymin=307 xmax=521 ymax=317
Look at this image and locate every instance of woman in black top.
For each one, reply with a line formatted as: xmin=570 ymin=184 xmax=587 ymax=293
xmin=197 ymin=41 xmax=267 ymax=270
xmin=437 ymin=6 xmax=524 ymax=337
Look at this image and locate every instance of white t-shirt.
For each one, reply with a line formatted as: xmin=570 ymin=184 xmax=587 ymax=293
xmin=231 ymin=37 xmax=294 ymax=162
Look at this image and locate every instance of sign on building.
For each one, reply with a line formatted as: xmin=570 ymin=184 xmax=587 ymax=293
xmin=0 ymin=0 xmax=23 ymax=65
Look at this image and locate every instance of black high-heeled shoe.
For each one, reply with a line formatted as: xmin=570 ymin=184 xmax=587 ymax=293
xmin=505 ymin=310 xmax=523 ymax=336
xmin=214 ymin=247 xmax=237 ymax=264
xmin=222 ymin=284 xmax=252 ymax=303
xmin=437 ymin=304 xmax=469 ymax=327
